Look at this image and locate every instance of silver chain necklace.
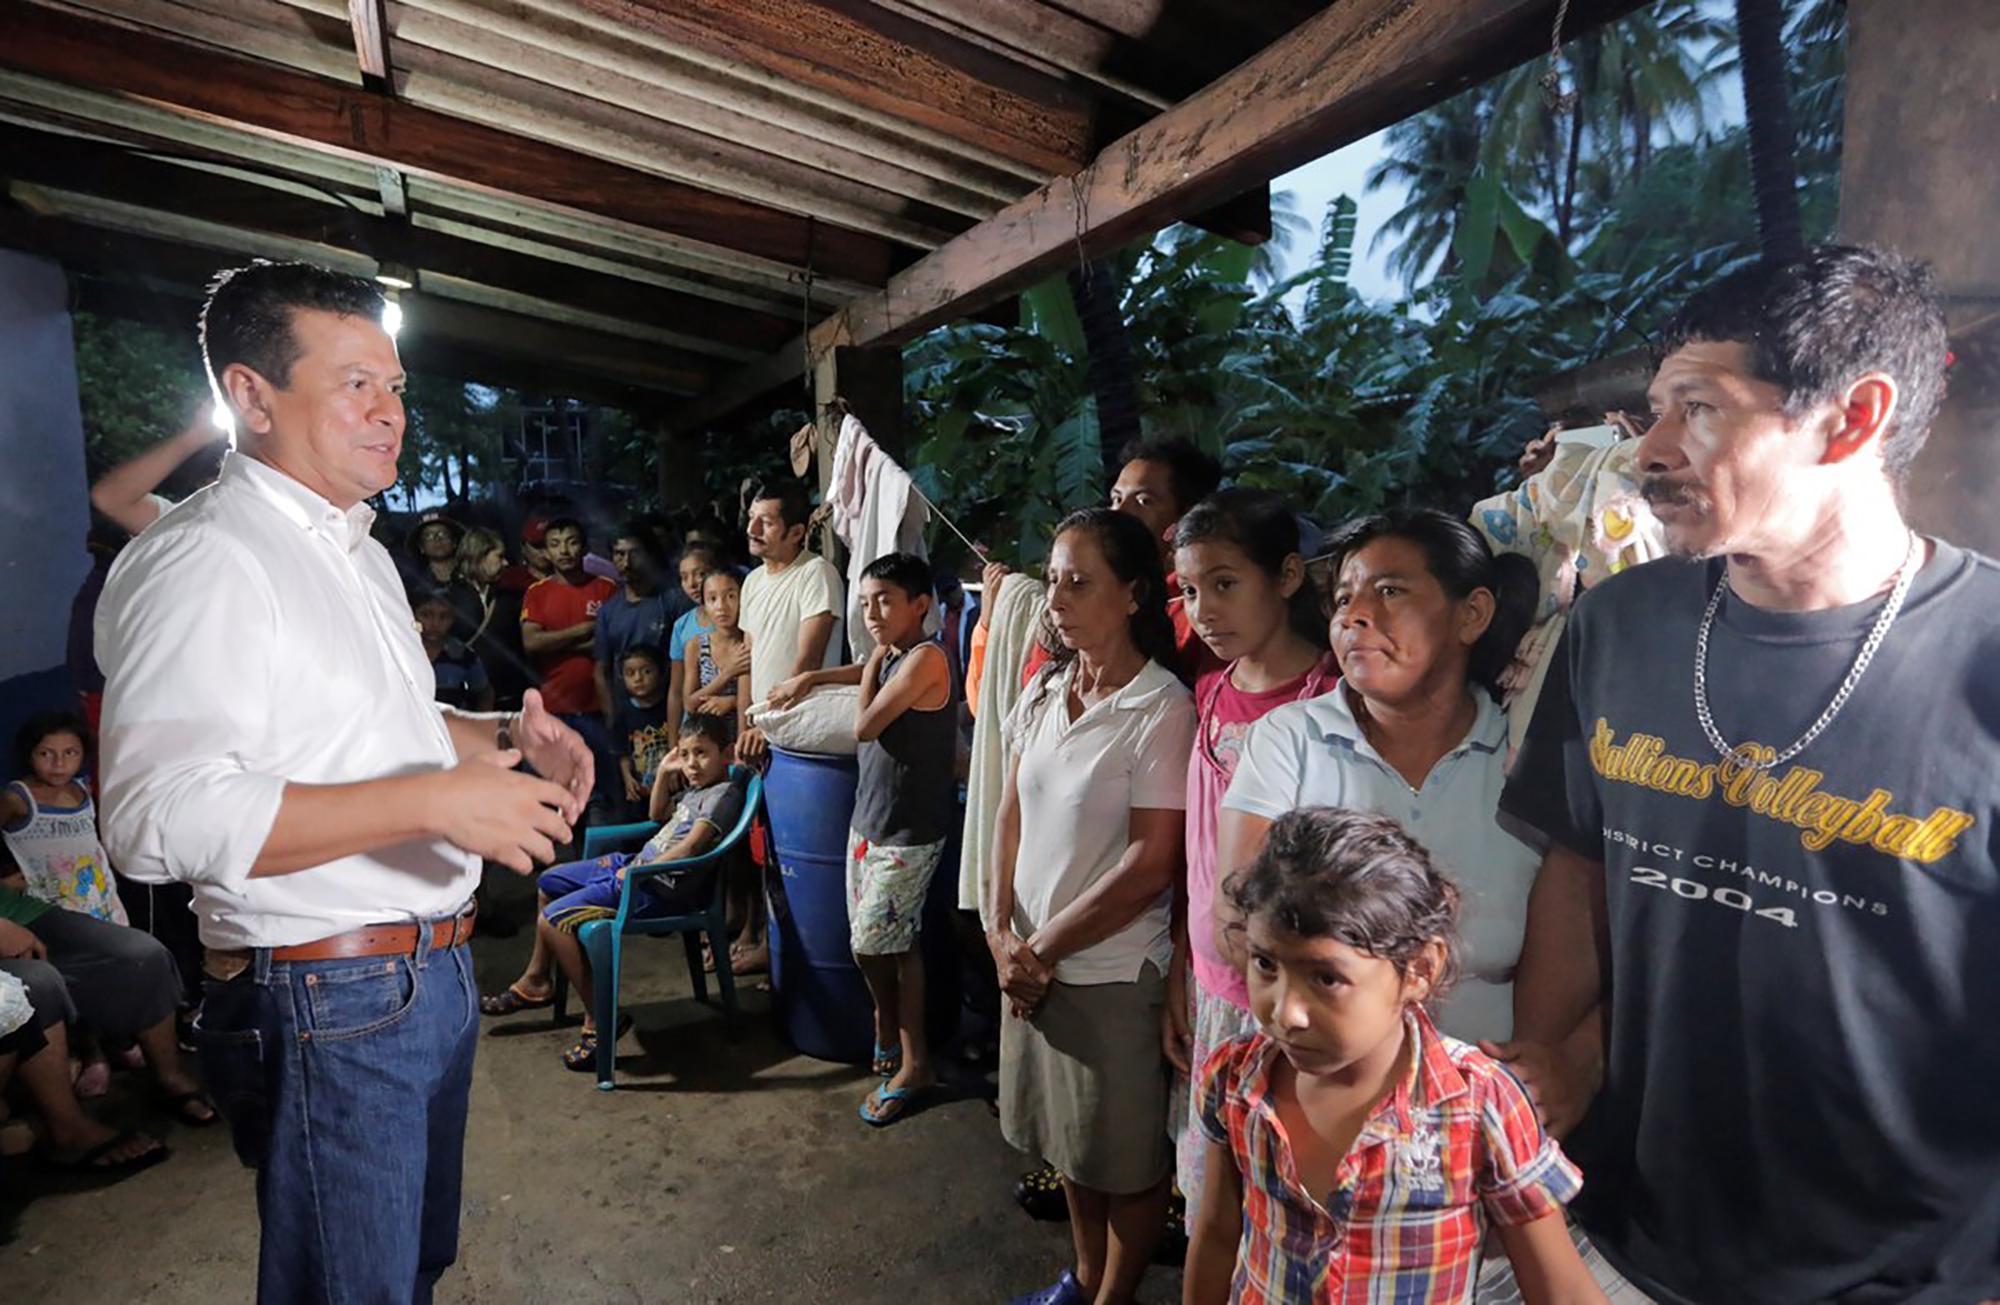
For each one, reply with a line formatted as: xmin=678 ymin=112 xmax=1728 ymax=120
xmin=1692 ymin=533 xmax=1920 ymax=770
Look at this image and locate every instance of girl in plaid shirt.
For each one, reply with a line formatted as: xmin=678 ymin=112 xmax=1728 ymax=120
xmin=1183 ymin=808 xmax=1601 ymax=1304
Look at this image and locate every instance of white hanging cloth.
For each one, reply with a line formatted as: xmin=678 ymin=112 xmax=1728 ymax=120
xmin=829 ymin=413 xmax=934 ymax=659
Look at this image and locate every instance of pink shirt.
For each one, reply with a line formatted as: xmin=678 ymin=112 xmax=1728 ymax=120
xmin=1185 ymin=652 xmax=1339 ymax=1007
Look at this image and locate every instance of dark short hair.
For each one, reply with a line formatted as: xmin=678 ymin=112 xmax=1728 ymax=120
xmin=621 ymin=643 xmax=665 ymax=671
xmin=751 ymin=481 xmax=813 ymax=531
xmin=678 ymin=713 xmax=733 ymax=751
xmin=200 ymin=260 xmax=387 ymax=395
xmin=14 ymin=710 xmax=92 ymax=777
xmin=1175 ymin=487 xmax=1326 ymax=649
xmin=1119 ymin=437 xmax=1223 ymax=517
xmin=1226 ymin=806 xmax=1461 ymax=998
xmin=859 ymin=551 xmax=934 ymax=601
xmin=613 ymin=520 xmax=661 ymax=555
xmin=680 ymin=543 xmax=722 ymax=568
xmin=1656 ymin=244 xmax=1950 ymax=481
xmin=408 ymin=586 xmax=454 ymax=611
xmin=543 ymin=515 xmax=587 ymax=546
xmin=1324 ymin=508 xmax=1537 ymax=701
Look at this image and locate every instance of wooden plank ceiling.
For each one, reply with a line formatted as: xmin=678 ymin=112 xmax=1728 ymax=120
xmin=0 ymin=0 xmax=1317 ymax=407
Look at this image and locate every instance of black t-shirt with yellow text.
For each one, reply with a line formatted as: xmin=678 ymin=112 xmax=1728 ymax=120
xmin=1503 ymin=540 xmax=2000 ymax=1305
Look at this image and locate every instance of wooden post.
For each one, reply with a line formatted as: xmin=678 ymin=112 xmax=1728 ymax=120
xmin=1839 ymin=0 xmax=2000 ymax=555
xmin=808 ymin=343 xmax=904 ymax=582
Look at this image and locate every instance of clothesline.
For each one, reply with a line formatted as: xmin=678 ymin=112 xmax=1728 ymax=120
xmin=910 ymin=478 xmax=990 ymax=565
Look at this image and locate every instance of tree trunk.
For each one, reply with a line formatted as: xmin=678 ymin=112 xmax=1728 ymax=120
xmin=1067 ymin=257 xmax=1142 ymax=479
xmin=1559 ymin=70 xmax=1586 ymax=247
xmin=1736 ymin=0 xmax=1805 ymax=260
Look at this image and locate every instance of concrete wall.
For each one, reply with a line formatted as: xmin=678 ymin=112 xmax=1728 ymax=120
xmin=0 ymin=250 xmax=90 ymax=754
xmin=1839 ymin=0 xmax=2000 ymax=555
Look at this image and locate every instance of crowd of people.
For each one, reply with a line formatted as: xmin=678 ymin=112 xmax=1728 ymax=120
xmin=2 ymin=239 xmax=1993 ymax=1305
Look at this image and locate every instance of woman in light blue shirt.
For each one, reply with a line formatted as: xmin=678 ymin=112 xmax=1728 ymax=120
xmin=1217 ymin=508 xmax=1540 ymax=1043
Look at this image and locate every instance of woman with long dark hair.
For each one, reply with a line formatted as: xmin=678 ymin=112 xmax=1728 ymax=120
xmin=447 ymin=527 xmax=534 ymax=710
xmin=989 ymin=508 xmax=1195 ymax=1305
xmin=1214 ymin=507 xmax=1542 ymax=1044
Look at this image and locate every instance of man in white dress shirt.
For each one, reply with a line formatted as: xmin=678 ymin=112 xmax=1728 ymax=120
xmin=94 ymin=261 xmax=593 ymax=1303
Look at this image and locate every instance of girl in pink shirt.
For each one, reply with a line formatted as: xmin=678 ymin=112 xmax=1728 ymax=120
xmin=1167 ymin=489 xmax=1338 ymax=1222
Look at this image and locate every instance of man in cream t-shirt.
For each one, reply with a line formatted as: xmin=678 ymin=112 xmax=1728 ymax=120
xmin=736 ymin=480 xmax=845 ymax=760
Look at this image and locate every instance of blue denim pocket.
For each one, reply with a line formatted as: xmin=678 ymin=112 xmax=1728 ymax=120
xmin=194 ymin=983 xmax=272 ymax=1168
xmin=301 ymin=957 xmax=418 ymax=1041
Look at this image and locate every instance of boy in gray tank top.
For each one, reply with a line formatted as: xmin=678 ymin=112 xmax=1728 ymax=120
xmin=767 ymin=552 xmax=956 ymax=1125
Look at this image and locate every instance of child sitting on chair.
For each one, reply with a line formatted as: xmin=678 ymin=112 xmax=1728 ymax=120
xmin=537 ymin=713 xmax=745 ymax=1072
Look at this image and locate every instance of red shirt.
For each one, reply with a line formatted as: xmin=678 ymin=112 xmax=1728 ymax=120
xmin=521 ymin=573 xmax=616 ymax=714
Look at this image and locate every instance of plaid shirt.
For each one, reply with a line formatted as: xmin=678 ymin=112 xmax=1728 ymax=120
xmin=1197 ymin=1008 xmax=1581 ymax=1303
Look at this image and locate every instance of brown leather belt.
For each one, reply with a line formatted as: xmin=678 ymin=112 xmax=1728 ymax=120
xmin=206 ymin=909 xmax=476 ymax=974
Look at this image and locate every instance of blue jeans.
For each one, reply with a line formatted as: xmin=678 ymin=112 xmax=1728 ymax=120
xmin=194 ymin=921 xmax=479 ymax=1304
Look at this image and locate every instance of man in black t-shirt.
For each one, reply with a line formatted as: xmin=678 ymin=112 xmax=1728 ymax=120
xmin=1490 ymin=247 xmax=1999 ymax=1304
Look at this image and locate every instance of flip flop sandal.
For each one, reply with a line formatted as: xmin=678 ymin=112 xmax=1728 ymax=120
xmin=858 ymin=1081 xmax=927 ymax=1127
xmin=158 ymin=1089 xmax=220 ymax=1128
xmin=871 ymin=1042 xmax=902 ymax=1078
xmin=74 ymin=1060 xmax=111 ymax=1099
xmin=43 ymin=1129 xmax=170 ymax=1176
xmin=561 ymin=1014 xmax=634 ymax=1072
xmin=479 ymin=985 xmax=553 ymax=1016
xmin=1013 ymin=1163 xmax=1070 ymax=1222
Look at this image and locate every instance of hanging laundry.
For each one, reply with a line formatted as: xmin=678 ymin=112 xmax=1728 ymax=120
xmin=829 ymin=413 xmax=934 ymax=659
xmin=1469 ymin=433 xmax=1665 ymax=758
xmin=961 ymin=570 xmax=1045 ymax=922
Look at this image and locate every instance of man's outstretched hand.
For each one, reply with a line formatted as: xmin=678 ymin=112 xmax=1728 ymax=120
xmin=431 ymin=754 xmax=576 ymax=874
xmin=513 ymin=688 xmax=593 ymax=820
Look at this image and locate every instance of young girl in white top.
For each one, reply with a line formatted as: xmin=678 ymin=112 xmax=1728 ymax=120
xmin=3 ymin=711 xmax=126 ymax=925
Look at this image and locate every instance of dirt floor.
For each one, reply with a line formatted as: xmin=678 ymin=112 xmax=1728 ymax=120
xmin=1 ymin=900 xmax=1188 ymax=1303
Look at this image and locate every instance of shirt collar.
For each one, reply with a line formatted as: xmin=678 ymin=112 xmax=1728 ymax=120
xmin=1313 ymin=680 xmax=1507 ymax=757
xmin=225 ymin=452 xmax=377 ymax=553
xmin=1240 ymin=1005 xmax=1469 ymax=1144
xmin=1059 ymin=656 xmax=1182 ymax=712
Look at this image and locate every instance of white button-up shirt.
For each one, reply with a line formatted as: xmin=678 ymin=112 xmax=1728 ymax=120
xmin=1221 ymin=684 xmax=1537 ymax=1042
xmin=1002 ymin=659 xmax=1195 ymax=985
xmin=96 ymin=453 xmax=476 ymax=949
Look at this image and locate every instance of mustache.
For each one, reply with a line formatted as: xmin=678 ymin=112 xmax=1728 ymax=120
xmin=1640 ymin=475 xmax=1707 ymax=508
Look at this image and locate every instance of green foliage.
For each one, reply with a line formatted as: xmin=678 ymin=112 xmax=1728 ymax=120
xmin=70 ymin=311 xmax=211 ymax=479
xmin=901 ymin=3 xmax=1849 ymax=565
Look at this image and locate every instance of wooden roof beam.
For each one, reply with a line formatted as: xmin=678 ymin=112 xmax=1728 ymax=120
xmin=1 ymin=2 xmax=906 ymax=286
xmin=568 ymin=0 xmax=1097 ymax=176
xmin=348 ymin=0 xmax=392 ymax=86
xmin=0 ymin=126 xmax=798 ymax=357
xmin=670 ymin=0 xmax=1651 ymax=433
xmin=2 ymin=213 xmax=713 ymax=399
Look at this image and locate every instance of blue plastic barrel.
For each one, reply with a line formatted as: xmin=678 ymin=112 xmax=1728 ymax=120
xmin=764 ymin=745 xmax=964 ymax=1064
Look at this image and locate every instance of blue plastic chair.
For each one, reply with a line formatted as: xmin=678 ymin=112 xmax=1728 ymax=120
xmin=551 ymin=765 xmax=763 ymax=1090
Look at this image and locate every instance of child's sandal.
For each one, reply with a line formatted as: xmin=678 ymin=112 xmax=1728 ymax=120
xmin=561 ymin=1030 xmax=601 ymax=1072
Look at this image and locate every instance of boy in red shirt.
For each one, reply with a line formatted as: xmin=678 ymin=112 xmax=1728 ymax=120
xmin=522 ymin=518 xmax=616 ymax=714
xmin=522 ymin=517 xmax=618 ymax=814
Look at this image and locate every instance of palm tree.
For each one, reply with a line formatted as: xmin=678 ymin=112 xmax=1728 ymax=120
xmin=1479 ymin=1 xmax=1725 ymax=246
xmin=1369 ymin=1 xmax=1726 ymax=282
xmin=1729 ymin=0 xmax=1805 ymax=259
xmin=1366 ymin=91 xmax=1488 ymax=291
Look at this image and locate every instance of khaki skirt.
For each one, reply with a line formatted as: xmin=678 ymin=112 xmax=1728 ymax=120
xmin=999 ymin=962 xmax=1172 ymax=1195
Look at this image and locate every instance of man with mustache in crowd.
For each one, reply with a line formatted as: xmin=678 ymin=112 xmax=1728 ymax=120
xmin=1487 ymin=246 xmax=2000 ymax=1302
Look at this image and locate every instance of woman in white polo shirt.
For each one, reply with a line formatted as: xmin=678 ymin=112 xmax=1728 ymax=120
xmin=1218 ymin=508 xmax=1539 ymax=1043
xmin=989 ymin=508 xmax=1196 ymax=1305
